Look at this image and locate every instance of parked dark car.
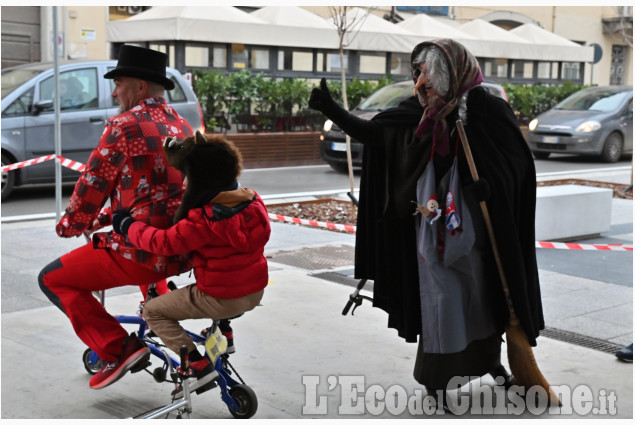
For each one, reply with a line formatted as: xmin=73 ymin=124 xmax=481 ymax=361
xmin=1 ymin=60 xmax=205 ymax=200
xmin=319 ymin=80 xmax=507 ymax=172
xmin=527 ymin=85 xmax=633 ymax=162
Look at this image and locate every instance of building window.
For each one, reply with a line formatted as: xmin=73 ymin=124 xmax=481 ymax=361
xmin=359 ymin=53 xmax=386 ymax=74
xmin=562 ymin=62 xmax=581 ymax=81
xmin=251 ymin=48 xmax=269 ymax=70
xmin=212 ymin=46 xmax=227 ymax=68
xmin=317 ymin=52 xmax=348 ymax=73
xmin=537 ymin=61 xmax=559 ymax=79
xmin=185 ymin=45 xmax=209 ymax=67
xmin=511 ymin=60 xmax=533 ymax=79
xmin=149 ymin=43 xmax=175 ymax=68
xmin=278 ymin=49 xmax=313 ymax=71
xmin=480 ymin=58 xmax=508 ymax=78
xmin=232 ymin=44 xmax=248 ymax=69
xmin=391 ymin=53 xmax=411 ymax=75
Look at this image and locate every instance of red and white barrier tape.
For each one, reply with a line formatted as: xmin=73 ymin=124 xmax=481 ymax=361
xmin=57 ymin=156 xmax=86 ymax=172
xmin=268 ymin=213 xmax=633 ymax=251
xmin=1 ymin=154 xmax=56 ymax=172
xmin=4 ymin=155 xmax=633 ymax=252
xmin=535 ymin=241 xmax=633 ymax=251
xmin=0 ymin=154 xmax=86 ymax=173
xmin=268 ymin=213 xmax=357 ymax=233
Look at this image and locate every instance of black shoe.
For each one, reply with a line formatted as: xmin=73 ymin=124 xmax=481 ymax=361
xmin=616 ymin=343 xmax=633 ymax=363
xmin=489 ymin=364 xmax=515 ymax=390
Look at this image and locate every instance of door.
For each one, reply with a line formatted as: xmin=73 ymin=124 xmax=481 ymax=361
xmin=23 ymin=67 xmax=106 ymax=183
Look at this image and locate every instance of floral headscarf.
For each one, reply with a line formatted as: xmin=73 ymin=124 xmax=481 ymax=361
xmin=411 ymin=39 xmax=484 ymax=156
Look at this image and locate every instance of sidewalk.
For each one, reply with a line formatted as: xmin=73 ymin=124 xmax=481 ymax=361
xmin=1 ymin=180 xmax=632 ymax=419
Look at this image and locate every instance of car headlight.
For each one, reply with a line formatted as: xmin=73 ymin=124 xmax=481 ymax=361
xmin=575 ymin=121 xmax=601 ymax=133
xmin=323 ymin=120 xmax=333 ymax=132
xmin=528 ymin=119 xmax=538 ymax=131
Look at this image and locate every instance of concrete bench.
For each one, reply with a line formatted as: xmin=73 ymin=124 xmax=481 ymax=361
xmin=534 ymin=184 xmax=613 ymax=241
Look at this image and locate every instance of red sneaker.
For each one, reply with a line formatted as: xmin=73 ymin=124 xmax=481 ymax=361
xmin=171 ymin=358 xmax=218 ymax=399
xmin=89 ymin=333 xmax=150 ymax=389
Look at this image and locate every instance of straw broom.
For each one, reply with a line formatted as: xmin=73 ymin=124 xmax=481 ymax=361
xmin=456 ymin=120 xmax=561 ymax=406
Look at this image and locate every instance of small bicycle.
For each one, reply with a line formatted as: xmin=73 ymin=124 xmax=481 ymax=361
xmin=81 ymin=283 xmax=258 ymax=419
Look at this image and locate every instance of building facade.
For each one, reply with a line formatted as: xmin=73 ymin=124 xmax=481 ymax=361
xmin=1 ymin=5 xmax=632 ymax=87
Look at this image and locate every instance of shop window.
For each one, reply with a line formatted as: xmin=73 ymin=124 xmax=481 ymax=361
xmin=327 ymin=52 xmax=348 ymax=73
xmin=390 ymin=53 xmax=410 ymax=75
xmin=232 ymin=44 xmax=248 ymax=69
xmin=562 ymin=62 xmax=581 ymax=81
xmin=359 ymin=53 xmax=386 ymax=74
xmin=213 ymin=46 xmax=227 ymax=68
xmin=185 ymin=46 xmax=209 ymax=67
xmin=251 ymin=48 xmax=269 ymax=70
xmin=537 ymin=61 xmax=559 ymax=79
xmin=149 ymin=43 xmax=175 ymax=68
xmin=481 ymin=58 xmax=508 ymax=78
xmin=511 ymin=60 xmax=533 ymax=79
xmin=278 ymin=49 xmax=313 ymax=71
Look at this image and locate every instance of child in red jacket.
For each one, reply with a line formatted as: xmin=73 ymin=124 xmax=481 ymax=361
xmin=113 ymin=132 xmax=270 ymax=397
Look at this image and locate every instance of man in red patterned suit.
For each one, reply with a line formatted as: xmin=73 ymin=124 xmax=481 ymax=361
xmin=38 ymin=45 xmax=193 ymax=390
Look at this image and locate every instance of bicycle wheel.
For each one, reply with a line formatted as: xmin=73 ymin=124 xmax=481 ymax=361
xmin=227 ymin=384 xmax=258 ymax=419
xmin=82 ymin=348 xmax=103 ymax=375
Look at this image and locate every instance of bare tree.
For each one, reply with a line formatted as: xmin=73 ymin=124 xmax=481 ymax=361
xmin=328 ymin=6 xmax=376 ymax=215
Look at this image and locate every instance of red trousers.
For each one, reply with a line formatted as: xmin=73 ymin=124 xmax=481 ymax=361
xmin=39 ymin=244 xmax=170 ymax=361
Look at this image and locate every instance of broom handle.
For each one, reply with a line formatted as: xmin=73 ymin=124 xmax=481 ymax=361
xmin=455 ymin=120 xmax=518 ymax=323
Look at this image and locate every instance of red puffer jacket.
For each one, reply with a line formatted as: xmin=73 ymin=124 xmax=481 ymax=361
xmin=127 ymin=189 xmax=270 ymax=299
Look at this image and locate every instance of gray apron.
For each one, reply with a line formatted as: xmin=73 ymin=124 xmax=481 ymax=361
xmin=415 ymin=152 xmax=498 ymax=354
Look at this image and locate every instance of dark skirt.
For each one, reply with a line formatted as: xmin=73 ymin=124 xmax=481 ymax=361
xmin=413 ymin=332 xmax=503 ymax=390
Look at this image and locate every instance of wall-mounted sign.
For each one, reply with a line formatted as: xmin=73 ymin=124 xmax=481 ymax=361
xmin=80 ymin=29 xmax=96 ymax=41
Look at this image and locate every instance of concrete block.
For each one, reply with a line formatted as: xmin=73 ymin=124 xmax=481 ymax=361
xmin=535 ymin=184 xmax=612 ymax=241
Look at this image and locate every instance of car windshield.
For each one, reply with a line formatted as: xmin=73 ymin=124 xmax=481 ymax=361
xmin=356 ymin=83 xmax=412 ymax=111
xmin=555 ymin=89 xmax=630 ymax=112
xmin=1 ymin=65 xmax=49 ymax=98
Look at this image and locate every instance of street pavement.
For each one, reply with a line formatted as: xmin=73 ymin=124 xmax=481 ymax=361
xmin=0 ymin=169 xmax=632 ymax=420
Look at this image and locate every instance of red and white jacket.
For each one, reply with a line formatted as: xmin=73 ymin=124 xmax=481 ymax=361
xmin=56 ymin=97 xmax=192 ymax=276
xmin=127 ymin=188 xmax=270 ymax=299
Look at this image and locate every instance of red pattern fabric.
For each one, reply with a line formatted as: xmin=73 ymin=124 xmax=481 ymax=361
xmin=127 ymin=192 xmax=271 ymax=299
xmin=56 ymin=97 xmax=193 ymax=276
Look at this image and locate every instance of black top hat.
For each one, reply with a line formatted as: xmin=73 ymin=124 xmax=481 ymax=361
xmin=104 ymin=45 xmax=174 ymax=90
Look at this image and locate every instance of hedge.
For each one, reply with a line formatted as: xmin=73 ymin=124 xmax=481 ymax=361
xmin=192 ymin=69 xmax=587 ymax=132
xmin=192 ymin=70 xmax=393 ymax=133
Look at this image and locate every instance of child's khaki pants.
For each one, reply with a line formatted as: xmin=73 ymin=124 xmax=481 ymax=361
xmin=143 ymin=283 xmax=263 ymax=354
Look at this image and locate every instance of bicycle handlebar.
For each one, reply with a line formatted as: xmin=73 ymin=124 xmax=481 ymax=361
xmin=341 ymin=279 xmax=372 ymax=316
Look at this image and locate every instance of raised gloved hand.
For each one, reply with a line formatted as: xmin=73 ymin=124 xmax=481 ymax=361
xmin=308 ymin=78 xmax=335 ymax=113
xmin=112 ymin=209 xmax=135 ymax=235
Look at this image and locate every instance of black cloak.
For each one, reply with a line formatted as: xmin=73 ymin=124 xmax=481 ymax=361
xmin=348 ymin=87 xmax=544 ymax=346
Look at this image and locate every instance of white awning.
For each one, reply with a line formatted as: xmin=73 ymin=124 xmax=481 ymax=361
xmin=458 ymin=19 xmax=593 ymax=61
xmin=106 ymin=7 xmax=593 ymax=62
xmin=397 ymin=13 xmax=476 ymax=41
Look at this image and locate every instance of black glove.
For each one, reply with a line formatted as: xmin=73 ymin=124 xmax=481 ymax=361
xmin=308 ymin=78 xmax=335 ymax=113
xmin=112 ymin=209 xmax=135 ymax=235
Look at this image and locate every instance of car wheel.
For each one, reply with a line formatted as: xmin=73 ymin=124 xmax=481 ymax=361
xmin=600 ymin=132 xmax=623 ymax=163
xmin=1 ymin=152 xmax=16 ymax=201
xmin=533 ymin=151 xmax=551 ymax=160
